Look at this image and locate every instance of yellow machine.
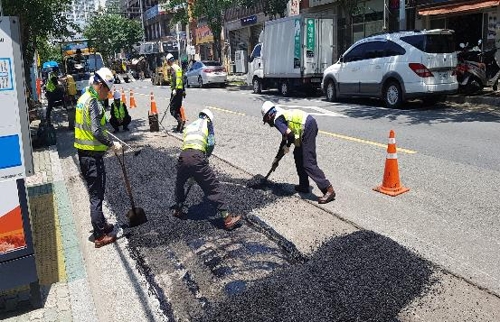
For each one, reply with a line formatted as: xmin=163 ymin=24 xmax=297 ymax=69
xmin=151 ymin=56 xmax=170 ymax=86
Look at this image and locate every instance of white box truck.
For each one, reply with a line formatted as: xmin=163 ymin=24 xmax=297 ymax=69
xmin=247 ymin=14 xmax=337 ymax=96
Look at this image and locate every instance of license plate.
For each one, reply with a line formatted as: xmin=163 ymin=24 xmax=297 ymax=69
xmin=311 ymin=78 xmax=321 ymax=83
xmin=439 ymin=72 xmax=448 ymax=79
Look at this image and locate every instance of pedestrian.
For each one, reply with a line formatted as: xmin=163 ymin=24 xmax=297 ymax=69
xmin=166 ymin=53 xmax=185 ymax=132
xmin=173 ymin=109 xmax=242 ymax=230
xmin=109 ymin=90 xmax=131 ymax=133
xmin=260 ymin=101 xmax=336 ymax=204
xmin=74 ymin=67 xmax=123 ymax=248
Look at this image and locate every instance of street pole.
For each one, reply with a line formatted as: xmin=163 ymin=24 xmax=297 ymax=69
xmin=139 ymin=0 xmax=146 ymax=41
xmin=383 ymin=0 xmax=387 ymax=31
xmin=399 ymin=0 xmax=406 ymax=31
xmin=0 ymin=0 xmax=3 ymax=17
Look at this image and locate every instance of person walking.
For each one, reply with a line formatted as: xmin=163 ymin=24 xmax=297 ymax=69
xmin=166 ymin=53 xmax=185 ymax=132
xmin=260 ymin=101 xmax=336 ymax=204
xmin=173 ymin=109 xmax=241 ymax=230
xmin=74 ymin=67 xmax=123 ymax=248
xmin=109 ymin=90 xmax=131 ymax=133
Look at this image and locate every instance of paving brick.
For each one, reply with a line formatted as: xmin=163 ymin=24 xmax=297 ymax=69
xmin=44 ymin=307 xmax=58 ymax=322
xmin=29 ymin=309 xmax=45 ymax=320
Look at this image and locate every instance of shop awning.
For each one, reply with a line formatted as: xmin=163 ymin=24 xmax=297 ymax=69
xmin=418 ymin=0 xmax=500 ymax=16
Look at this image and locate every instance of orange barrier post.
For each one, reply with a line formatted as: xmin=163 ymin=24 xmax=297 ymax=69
xmin=373 ymin=130 xmax=409 ymax=196
xmin=121 ymin=88 xmax=126 ymax=103
xmin=180 ymin=105 xmax=186 ymax=121
xmin=149 ymin=92 xmax=158 ymax=114
xmin=36 ymin=78 xmax=42 ymax=102
xmin=129 ymin=89 xmax=137 ymax=108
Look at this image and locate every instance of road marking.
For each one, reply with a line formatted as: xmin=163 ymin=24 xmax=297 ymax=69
xmin=276 ymin=104 xmax=347 ymax=118
xmin=319 ymin=130 xmax=417 ymax=154
xmin=206 ymin=105 xmax=246 ymax=116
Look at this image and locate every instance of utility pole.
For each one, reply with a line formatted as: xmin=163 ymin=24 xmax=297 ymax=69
xmin=383 ymin=0 xmax=387 ymax=31
xmin=0 ymin=0 xmax=3 ymax=17
xmin=139 ymin=0 xmax=146 ymax=41
xmin=399 ymin=0 xmax=406 ymax=31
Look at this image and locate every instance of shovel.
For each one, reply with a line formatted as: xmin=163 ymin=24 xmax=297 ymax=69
xmin=248 ymin=146 xmax=288 ymax=189
xmin=115 ymin=149 xmax=147 ymax=227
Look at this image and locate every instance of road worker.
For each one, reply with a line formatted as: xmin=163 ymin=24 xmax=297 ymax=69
xmin=166 ymin=53 xmax=185 ymax=132
xmin=260 ymin=101 xmax=336 ymax=204
xmin=109 ymin=90 xmax=131 ymax=133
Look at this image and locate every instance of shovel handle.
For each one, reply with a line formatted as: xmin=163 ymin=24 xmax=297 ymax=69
xmin=115 ymin=150 xmax=136 ymax=209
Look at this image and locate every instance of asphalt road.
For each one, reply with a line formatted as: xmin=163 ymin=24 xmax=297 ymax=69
xmin=98 ymin=80 xmax=500 ymax=320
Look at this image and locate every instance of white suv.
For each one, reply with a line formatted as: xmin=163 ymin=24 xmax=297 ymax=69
xmin=322 ymin=29 xmax=458 ymax=108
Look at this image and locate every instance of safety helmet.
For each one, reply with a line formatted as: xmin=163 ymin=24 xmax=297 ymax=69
xmin=199 ymin=108 xmax=214 ymax=122
xmin=261 ymin=101 xmax=275 ymax=122
xmin=94 ymin=67 xmax=115 ymax=90
xmin=166 ymin=53 xmax=175 ymax=62
xmin=113 ymin=90 xmax=121 ymax=100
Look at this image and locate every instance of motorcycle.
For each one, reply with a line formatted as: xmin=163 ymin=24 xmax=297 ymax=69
xmin=455 ymin=40 xmax=487 ymax=95
xmin=481 ymin=47 xmax=500 ymax=90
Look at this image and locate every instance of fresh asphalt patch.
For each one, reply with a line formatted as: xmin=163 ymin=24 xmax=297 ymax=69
xmin=103 ymin=144 xmax=436 ymax=321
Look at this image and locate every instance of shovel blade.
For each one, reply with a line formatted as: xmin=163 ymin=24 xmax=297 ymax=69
xmin=127 ymin=207 xmax=147 ymax=227
xmin=247 ymin=174 xmax=268 ymax=189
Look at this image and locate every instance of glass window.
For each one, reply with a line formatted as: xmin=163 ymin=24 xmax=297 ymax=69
xmin=251 ymin=44 xmax=261 ymax=58
xmin=401 ymin=34 xmax=455 ymax=53
xmin=202 ymin=61 xmax=222 ymax=66
xmin=384 ymin=41 xmax=406 ymax=56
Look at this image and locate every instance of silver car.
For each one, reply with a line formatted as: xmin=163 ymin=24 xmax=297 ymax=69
xmin=184 ymin=61 xmax=227 ymax=88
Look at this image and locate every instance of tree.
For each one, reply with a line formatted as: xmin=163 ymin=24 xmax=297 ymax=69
xmin=2 ymin=0 xmax=74 ymax=86
xmin=38 ymin=39 xmax=63 ymax=66
xmin=83 ymin=12 xmax=143 ymax=62
xmin=337 ymin=0 xmax=361 ymax=53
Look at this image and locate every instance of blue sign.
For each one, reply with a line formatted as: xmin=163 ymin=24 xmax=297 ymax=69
xmin=241 ymin=15 xmax=257 ymax=26
xmin=0 ymin=135 xmax=21 ymax=170
xmin=145 ymin=5 xmax=159 ymax=21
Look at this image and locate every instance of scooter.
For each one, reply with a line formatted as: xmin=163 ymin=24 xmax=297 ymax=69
xmin=481 ymin=47 xmax=500 ymax=90
xmin=455 ymin=40 xmax=487 ymax=95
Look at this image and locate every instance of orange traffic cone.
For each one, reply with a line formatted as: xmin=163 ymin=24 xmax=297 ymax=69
xmin=373 ymin=130 xmax=409 ymax=196
xmin=129 ymin=89 xmax=137 ymax=108
xmin=180 ymin=105 xmax=186 ymax=121
xmin=121 ymin=88 xmax=126 ymax=103
xmin=107 ymin=87 xmax=113 ymax=100
xmin=149 ymin=92 xmax=158 ymax=115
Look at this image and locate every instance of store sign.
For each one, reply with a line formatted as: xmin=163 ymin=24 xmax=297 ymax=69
xmin=145 ymin=5 xmax=159 ymax=20
xmin=196 ymin=25 xmax=214 ymax=44
xmin=309 ymin=0 xmax=335 ymax=8
xmin=0 ymin=180 xmax=27 ymax=255
xmin=306 ymin=19 xmax=315 ymax=51
xmin=288 ymin=0 xmax=300 ymax=16
xmin=241 ymin=15 xmax=257 ymax=26
xmin=294 ymin=18 xmax=301 ymax=68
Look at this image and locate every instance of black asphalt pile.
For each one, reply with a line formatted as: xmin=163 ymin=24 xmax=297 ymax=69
xmin=199 ymin=230 xmax=435 ymax=322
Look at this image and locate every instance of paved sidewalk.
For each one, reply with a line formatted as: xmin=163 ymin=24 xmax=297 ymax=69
xmin=0 ymin=147 xmax=97 ymax=321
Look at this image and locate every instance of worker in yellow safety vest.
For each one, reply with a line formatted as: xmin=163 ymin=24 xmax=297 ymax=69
xmin=166 ymin=53 xmax=186 ymax=132
xmin=109 ymin=90 xmax=131 ymax=133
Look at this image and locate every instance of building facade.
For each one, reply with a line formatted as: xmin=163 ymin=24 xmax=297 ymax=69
xmin=65 ymin=0 xmax=99 ymax=38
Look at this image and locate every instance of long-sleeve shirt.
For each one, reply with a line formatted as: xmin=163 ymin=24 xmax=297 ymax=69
xmin=206 ymin=121 xmax=215 ymax=157
xmin=89 ymin=97 xmax=113 ymax=147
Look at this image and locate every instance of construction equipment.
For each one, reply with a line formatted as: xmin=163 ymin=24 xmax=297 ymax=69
xmin=248 ymin=146 xmax=287 ymax=189
xmin=106 ymin=131 xmax=142 ymax=157
xmin=114 ymin=149 xmax=147 ymax=228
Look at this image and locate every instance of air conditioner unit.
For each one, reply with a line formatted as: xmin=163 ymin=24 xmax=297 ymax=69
xmin=235 ymin=50 xmax=248 ymax=74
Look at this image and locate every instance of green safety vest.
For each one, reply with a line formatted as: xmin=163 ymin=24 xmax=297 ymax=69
xmin=46 ymin=72 xmax=56 ymax=92
xmin=112 ymin=102 xmax=126 ymax=120
xmin=170 ymin=64 xmax=184 ymax=90
xmin=277 ymin=109 xmax=307 ymax=147
xmin=182 ymin=119 xmax=209 ymax=152
xmin=74 ymin=88 xmax=108 ymax=151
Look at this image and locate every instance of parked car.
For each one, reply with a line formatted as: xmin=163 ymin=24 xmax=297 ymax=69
xmin=321 ymin=29 xmax=458 ymax=108
xmin=184 ymin=61 xmax=227 ymax=88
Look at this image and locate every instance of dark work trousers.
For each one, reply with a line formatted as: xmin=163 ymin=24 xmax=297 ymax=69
xmin=170 ymin=90 xmax=184 ymax=123
xmin=78 ymin=150 xmax=107 ymax=239
xmin=293 ymin=116 xmax=331 ymax=191
xmin=45 ymin=88 xmax=66 ymax=123
xmin=110 ymin=115 xmax=131 ymax=131
xmin=175 ymin=149 xmax=226 ymax=212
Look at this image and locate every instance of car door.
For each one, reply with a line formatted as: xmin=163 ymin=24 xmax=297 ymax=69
xmin=188 ymin=62 xmax=201 ymax=84
xmin=337 ymin=43 xmax=370 ymax=95
xmin=361 ymin=41 xmax=388 ymax=95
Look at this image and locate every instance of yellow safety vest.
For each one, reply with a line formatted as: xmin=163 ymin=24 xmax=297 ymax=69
xmin=276 ymin=109 xmax=307 ymax=147
xmin=46 ymin=72 xmax=56 ymax=92
xmin=170 ymin=63 xmax=183 ymax=90
xmin=112 ymin=102 xmax=126 ymax=120
xmin=182 ymin=119 xmax=209 ymax=152
xmin=66 ymin=75 xmax=77 ymax=96
xmin=74 ymin=88 xmax=108 ymax=151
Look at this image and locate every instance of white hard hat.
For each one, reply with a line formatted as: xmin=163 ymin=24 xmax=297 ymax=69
xmin=199 ymin=108 xmax=214 ymax=122
xmin=166 ymin=53 xmax=174 ymax=62
xmin=94 ymin=67 xmax=115 ymax=90
xmin=113 ymin=90 xmax=121 ymax=100
xmin=261 ymin=101 xmax=275 ymax=121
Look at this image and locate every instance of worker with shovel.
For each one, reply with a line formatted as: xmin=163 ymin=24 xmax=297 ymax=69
xmin=173 ymin=108 xmax=242 ymax=230
xmin=74 ymin=68 xmax=123 ymax=248
xmin=260 ymin=101 xmax=336 ymax=204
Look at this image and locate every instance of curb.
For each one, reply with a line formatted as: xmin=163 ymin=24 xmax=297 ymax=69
xmin=446 ymin=94 xmax=500 ymax=107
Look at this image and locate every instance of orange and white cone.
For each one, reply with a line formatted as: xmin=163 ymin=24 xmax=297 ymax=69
xmin=129 ymin=89 xmax=137 ymax=108
xmin=373 ymin=130 xmax=409 ymax=196
xmin=149 ymin=92 xmax=158 ymax=115
xmin=121 ymin=88 xmax=126 ymax=103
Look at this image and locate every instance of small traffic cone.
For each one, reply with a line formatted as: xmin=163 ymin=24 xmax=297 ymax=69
xmin=180 ymin=105 xmax=186 ymax=121
xmin=121 ymin=88 xmax=126 ymax=103
xmin=129 ymin=89 xmax=137 ymax=108
xmin=107 ymin=86 xmax=113 ymax=100
xmin=373 ymin=130 xmax=409 ymax=196
xmin=149 ymin=92 xmax=158 ymax=114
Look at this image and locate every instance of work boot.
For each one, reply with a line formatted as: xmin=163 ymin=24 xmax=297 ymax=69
xmin=103 ymin=223 xmax=114 ymax=234
xmin=223 ymin=214 xmax=242 ymax=230
xmin=318 ymin=185 xmax=336 ymax=204
xmin=94 ymin=234 xmax=116 ymax=248
xmin=179 ymin=121 xmax=186 ymax=132
xmin=294 ymin=185 xmax=310 ymax=193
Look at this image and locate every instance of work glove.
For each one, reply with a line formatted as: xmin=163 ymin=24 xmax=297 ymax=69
xmin=172 ymin=89 xmax=177 ymax=96
xmin=112 ymin=141 xmax=123 ymax=153
xmin=286 ymin=131 xmax=295 ymax=147
xmin=187 ymin=177 xmax=196 ymax=185
xmin=281 ymin=145 xmax=290 ymax=155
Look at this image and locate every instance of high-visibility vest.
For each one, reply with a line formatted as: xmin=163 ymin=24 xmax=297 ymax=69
xmin=112 ymin=102 xmax=126 ymax=120
xmin=66 ymin=74 xmax=77 ymax=96
xmin=74 ymin=88 xmax=108 ymax=151
xmin=182 ymin=119 xmax=209 ymax=152
xmin=46 ymin=72 xmax=57 ymax=92
xmin=170 ymin=63 xmax=183 ymax=90
xmin=276 ymin=109 xmax=307 ymax=147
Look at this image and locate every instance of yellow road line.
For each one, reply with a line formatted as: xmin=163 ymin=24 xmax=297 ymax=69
xmin=319 ymin=130 xmax=417 ymax=154
xmin=206 ymin=105 xmax=246 ymax=116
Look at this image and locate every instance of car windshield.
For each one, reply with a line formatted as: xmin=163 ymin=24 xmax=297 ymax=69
xmin=202 ymin=61 xmax=221 ymax=67
xmin=401 ymin=33 xmax=455 ymax=53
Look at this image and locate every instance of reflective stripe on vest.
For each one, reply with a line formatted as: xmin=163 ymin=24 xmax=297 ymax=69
xmin=182 ymin=119 xmax=208 ymax=152
xmin=74 ymin=89 xmax=108 ymax=151
xmin=112 ymin=102 xmax=126 ymax=119
xmin=171 ymin=64 xmax=184 ymax=90
xmin=278 ymin=109 xmax=307 ymax=147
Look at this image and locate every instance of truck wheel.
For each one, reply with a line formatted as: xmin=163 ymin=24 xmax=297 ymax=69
xmin=280 ymin=82 xmax=290 ymax=97
xmin=326 ymin=80 xmax=337 ymax=102
xmin=383 ymin=80 xmax=402 ymax=109
xmin=252 ymin=78 xmax=262 ymax=94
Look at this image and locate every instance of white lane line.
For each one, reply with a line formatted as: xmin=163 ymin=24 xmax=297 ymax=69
xmin=276 ymin=104 xmax=347 ymax=118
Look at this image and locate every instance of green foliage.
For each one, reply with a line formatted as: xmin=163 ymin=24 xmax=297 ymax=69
xmin=83 ymin=12 xmax=143 ymax=61
xmin=38 ymin=39 xmax=63 ymax=66
xmin=262 ymin=0 xmax=288 ymax=19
